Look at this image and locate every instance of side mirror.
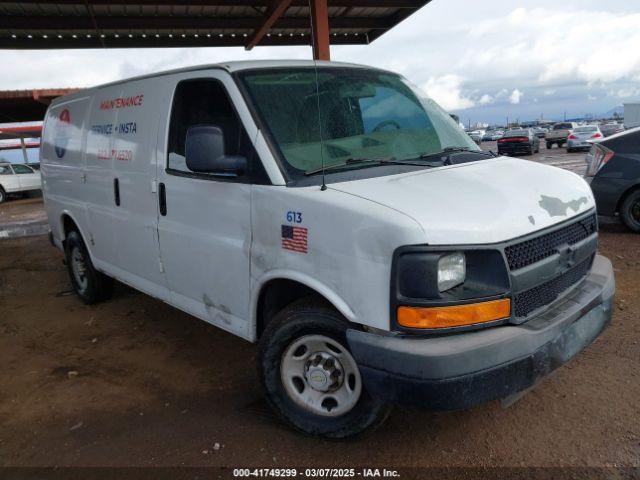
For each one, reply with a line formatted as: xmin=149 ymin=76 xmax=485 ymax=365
xmin=185 ymin=125 xmax=247 ymax=177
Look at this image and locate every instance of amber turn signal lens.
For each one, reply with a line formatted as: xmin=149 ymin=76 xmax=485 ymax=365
xmin=397 ymin=299 xmax=511 ymax=329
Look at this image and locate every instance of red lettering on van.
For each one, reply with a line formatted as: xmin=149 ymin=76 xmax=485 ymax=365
xmin=99 ymin=94 xmax=144 ymax=110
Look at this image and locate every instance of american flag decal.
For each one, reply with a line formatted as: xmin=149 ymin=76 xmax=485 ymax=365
xmin=281 ymin=225 xmax=308 ymax=253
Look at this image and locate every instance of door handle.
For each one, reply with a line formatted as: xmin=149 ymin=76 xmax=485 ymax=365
xmin=113 ymin=178 xmax=120 ymax=206
xmin=159 ymin=182 xmax=167 ymax=216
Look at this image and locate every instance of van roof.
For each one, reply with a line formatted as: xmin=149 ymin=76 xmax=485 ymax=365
xmin=50 ymin=59 xmax=389 ymax=106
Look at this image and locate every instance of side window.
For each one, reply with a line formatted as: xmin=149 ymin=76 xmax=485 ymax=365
xmin=167 ymin=78 xmax=266 ymax=183
xmin=0 ymin=165 xmax=13 ymax=175
xmin=11 ymin=164 xmax=34 ymax=174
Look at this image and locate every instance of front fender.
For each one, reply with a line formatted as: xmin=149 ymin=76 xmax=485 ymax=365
xmin=250 ymin=269 xmax=357 ymax=342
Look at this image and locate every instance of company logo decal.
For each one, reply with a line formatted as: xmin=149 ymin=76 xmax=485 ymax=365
xmin=54 ymin=108 xmax=71 ymax=159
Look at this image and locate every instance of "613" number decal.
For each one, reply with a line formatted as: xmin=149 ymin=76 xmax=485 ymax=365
xmin=286 ymin=211 xmax=303 ymax=223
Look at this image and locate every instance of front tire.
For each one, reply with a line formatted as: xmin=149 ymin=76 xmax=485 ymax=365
xmin=620 ymin=189 xmax=640 ymax=232
xmin=258 ymin=298 xmax=391 ymax=438
xmin=64 ymin=231 xmax=114 ymax=304
xmin=546 ymin=141 xmax=553 ymax=149
xmin=0 ymin=186 xmax=5 ymax=204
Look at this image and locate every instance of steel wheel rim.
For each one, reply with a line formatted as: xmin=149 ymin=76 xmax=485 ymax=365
xmin=70 ymin=246 xmax=88 ymax=292
xmin=280 ymin=334 xmax=362 ymax=417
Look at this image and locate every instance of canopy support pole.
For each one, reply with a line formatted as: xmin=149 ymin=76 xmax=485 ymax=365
xmin=20 ymin=136 xmax=28 ymax=164
xmin=311 ymin=0 xmax=330 ymax=60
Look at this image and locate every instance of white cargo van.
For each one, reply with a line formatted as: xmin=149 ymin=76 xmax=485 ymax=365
xmin=41 ymin=60 xmax=614 ymax=438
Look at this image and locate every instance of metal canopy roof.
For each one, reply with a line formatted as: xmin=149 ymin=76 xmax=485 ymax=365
xmin=0 ymin=89 xmax=79 ymax=122
xmin=0 ymin=1 xmax=430 ymax=50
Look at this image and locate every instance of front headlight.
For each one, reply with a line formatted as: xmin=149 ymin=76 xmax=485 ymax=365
xmin=437 ymin=252 xmax=466 ymax=292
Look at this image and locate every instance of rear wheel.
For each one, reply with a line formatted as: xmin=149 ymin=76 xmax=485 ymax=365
xmin=0 ymin=186 xmax=5 ymax=204
xmin=64 ymin=231 xmax=114 ymax=304
xmin=620 ymin=190 xmax=640 ymax=233
xmin=258 ymin=297 xmax=391 ymax=438
xmin=546 ymin=141 xmax=553 ymax=149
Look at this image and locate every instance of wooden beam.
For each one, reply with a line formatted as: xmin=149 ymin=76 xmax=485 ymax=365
xmin=310 ymin=0 xmax=330 ymax=60
xmin=245 ymin=0 xmax=293 ymax=51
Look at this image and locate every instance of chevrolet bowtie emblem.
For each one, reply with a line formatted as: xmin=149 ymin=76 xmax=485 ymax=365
xmin=557 ymin=244 xmax=576 ymax=269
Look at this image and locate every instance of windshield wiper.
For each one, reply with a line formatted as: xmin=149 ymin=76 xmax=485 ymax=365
xmin=412 ymin=146 xmax=489 ymax=164
xmin=417 ymin=146 xmax=473 ymax=159
xmin=304 ymin=157 xmax=430 ymax=176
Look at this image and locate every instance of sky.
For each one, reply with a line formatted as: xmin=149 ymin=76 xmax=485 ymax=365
xmin=1 ymin=0 xmax=640 ymax=126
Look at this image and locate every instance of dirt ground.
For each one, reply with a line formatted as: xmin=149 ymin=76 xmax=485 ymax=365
xmin=0 ymin=146 xmax=638 ymax=474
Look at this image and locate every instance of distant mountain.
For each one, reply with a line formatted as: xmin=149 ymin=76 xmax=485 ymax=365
xmin=601 ymin=105 xmax=624 ymax=118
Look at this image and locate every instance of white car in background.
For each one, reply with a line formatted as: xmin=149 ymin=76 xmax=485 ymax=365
xmin=566 ymin=125 xmax=603 ymax=152
xmin=0 ymin=163 xmax=42 ymax=203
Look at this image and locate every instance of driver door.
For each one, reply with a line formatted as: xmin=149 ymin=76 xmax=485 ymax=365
xmin=156 ymin=74 xmax=261 ymax=339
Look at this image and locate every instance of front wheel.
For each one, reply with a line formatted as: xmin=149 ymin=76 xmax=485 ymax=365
xmin=258 ymin=298 xmax=391 ymax=438
xmin=0 ymin=186 xmax=5 ymax=204
xmin=620 ymin=190 xmax=640 ymax=232
xmin=546 ymin=141 xmax=553 ymax=149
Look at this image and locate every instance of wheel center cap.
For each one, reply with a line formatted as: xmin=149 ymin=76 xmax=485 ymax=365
xmin=306 ymin=368 xmax=329 ymax=390
xmin=304 ymin=352 xmax=344 ymax=392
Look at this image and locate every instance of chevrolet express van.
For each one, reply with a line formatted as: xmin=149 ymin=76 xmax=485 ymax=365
xmin=41 ymin=61 xmax=615 ymax=438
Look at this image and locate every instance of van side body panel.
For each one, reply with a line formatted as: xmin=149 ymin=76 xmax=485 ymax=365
xmin=41 ymin=95 xmax=92 ymax=252
xmin=249 ymin=185 xmax=426 ymax=341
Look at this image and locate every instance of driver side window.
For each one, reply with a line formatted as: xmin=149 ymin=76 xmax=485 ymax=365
xmin=167 ymin=78 xmax=266 ymax=183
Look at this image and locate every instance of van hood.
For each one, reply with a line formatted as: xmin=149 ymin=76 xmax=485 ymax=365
xmin=329 ymin=157 xmax=595 ymax=245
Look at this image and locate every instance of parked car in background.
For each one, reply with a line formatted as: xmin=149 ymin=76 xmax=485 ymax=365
xmin=532 ymin=127 xmax=548 ymax=138
xmin=567 ymin=125 xmax=603 ymax=152
xmin=600 ymin=123 xmax=624 ymax=137
xmin=497 ymin=128 xmax=540 ymax=156
xmin=468 ymin=130 xmax=483 ymax=145
xmin=0 ymin=162 xmax=42 ymax=203
xmin=545 ymin=122 xmax=578 ymax=149
xmin=586 ymin=127 xmax=640 ymax=232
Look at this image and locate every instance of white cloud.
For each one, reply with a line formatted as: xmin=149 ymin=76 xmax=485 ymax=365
xmin=616 ymin=88 xmax=639 ymax=98
xmin=507 ymin=7 xmax=527 ymax=25
xmin=479 ymin=94 xmax=493 ymax=105
xmin=509 ymin=89 xmax=523 ymax=104
xmin=421 ymin=75 xmax=475 ymax=111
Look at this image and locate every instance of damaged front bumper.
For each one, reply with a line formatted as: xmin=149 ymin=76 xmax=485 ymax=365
xmin=346 ymin=254 xmax=615 ymax=410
